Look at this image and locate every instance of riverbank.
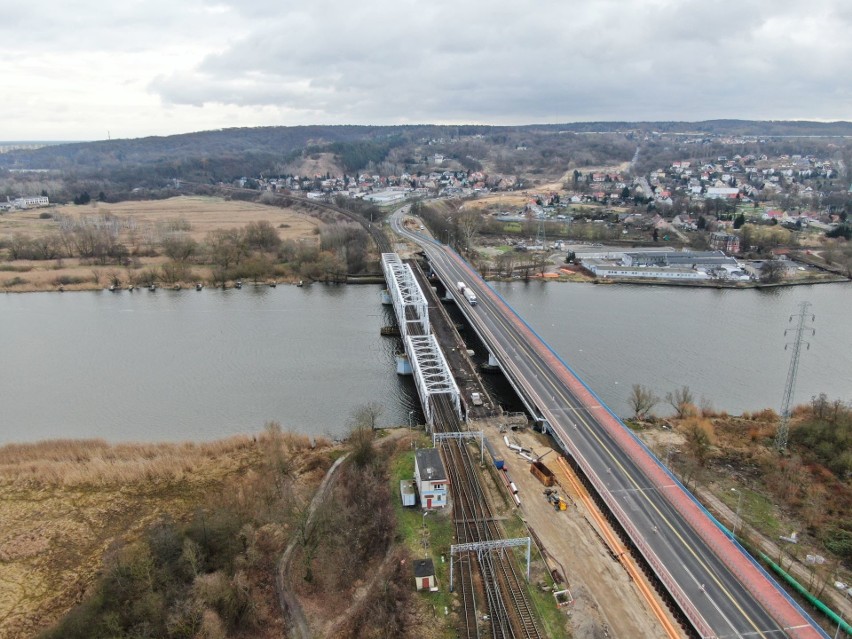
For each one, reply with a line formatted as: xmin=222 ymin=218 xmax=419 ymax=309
xmin=0 ymin=195 xmax=352 ymax=294
xmin=484 ymin=272 xmax=849 ymax=289
xmin=589 ymin=274 xmax=849 ymax=288
xmin=7 ymin=427 xmax=459 ymax=639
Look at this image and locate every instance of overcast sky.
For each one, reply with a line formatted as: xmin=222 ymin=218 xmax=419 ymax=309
xmin=4 ymin=0 xmax=851 ymax=141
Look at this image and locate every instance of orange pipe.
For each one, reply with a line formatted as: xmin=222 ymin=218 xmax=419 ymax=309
xmin=556 ymin=456 xmax=683 ymax=639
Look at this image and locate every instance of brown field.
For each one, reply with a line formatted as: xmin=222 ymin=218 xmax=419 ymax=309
xmin=0 ymin=196 xmax=324 ymax=292
xmin=0 ymin=432 xmax=331 ymax=639
xmin=460 ymin=192 xmax=536 ymax=211
xmin=49 ymin=196 xmax=322 ymax=242
xmin=459 ymin=161 xmax=630 ymax=212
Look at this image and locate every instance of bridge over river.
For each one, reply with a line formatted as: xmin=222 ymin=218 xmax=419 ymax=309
xmin=385 ymin=206 xmax=830 ymax=639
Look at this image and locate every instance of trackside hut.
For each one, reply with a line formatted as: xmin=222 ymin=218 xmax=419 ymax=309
xmin=413 ymin=558 xmax=437 ymax=590
xmin=414 ymin=448 xmax=447 ymax=509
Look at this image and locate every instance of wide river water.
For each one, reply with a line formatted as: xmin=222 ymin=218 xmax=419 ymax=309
xmin=1 ymin=281 xmax=849 ymax=444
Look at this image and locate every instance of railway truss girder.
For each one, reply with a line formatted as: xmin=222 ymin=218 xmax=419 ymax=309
xmin=381 ymin=253 xmax=429 ymax=337
xmin=406 ymin=334 xmax=461 ymax=427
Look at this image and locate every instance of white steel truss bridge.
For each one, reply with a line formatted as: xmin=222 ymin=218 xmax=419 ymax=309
xmin=381 ymin=253 xmax=429 ymax=336
xmin=382 ymin=253 xmax=461 ymax=427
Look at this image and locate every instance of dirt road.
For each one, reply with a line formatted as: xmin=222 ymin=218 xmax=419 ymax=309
xmin=481 ymin=424 xmax=677 ymax=638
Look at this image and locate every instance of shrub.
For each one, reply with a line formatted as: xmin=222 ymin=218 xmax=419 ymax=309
xmin=822 ymin=526 xmax=852 ymax=560
xmin=52 ymin=275 xmax=88 ymax=286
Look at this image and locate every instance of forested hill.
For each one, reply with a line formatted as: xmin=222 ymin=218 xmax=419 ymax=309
xmin=0 ymin=125 xmax=421 ymax=172
xmin=556 ymin=120 xmax=852 ymax=136
xmin=1 ymin=120 xmax=850 ymax=181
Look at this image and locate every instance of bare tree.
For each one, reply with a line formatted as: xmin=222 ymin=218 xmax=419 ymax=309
xmin=162 ymin=233 xmax=198 ymax=262
xmin=666 ymin=385 xmax=695 ymax=418
xmin=351 ymin=401 xmax=384 ymax=431
xmin=531 ymin=252 xmax=549 ymax=276
xmin=760 ymin=259 xmax=787 ymax=283
xmin=347 ymin=403 xmax=384 ymax=468
xmin=456 ymin=209 xmax=482 ymax=250
xmin=683 ymin=418 xmax=713 ymax=467
xmin=629 ymin=384 xmax=659 ymax=420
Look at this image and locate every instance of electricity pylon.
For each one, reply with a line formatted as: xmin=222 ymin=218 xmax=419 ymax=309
xmin=775 ymin=301 xmax=815 ymax=451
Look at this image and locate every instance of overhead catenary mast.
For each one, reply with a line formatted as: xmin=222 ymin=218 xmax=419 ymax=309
xmin=775 ymin=301 xmax=815 ymax=451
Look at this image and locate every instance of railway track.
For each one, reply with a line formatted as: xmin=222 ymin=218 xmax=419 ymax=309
xmin=431 ymin=395 xmax=544 ymax=639
xmin=401 ymin=262 xmax=543 ymax=638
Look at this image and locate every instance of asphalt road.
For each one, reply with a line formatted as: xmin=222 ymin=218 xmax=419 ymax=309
xmin=389 ymin=207 xmax=828 ymax=639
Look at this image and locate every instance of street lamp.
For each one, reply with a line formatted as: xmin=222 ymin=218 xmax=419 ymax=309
xmin=421 ymin=510 xmax=432 ymax=555
xmin=835 ymin=590 xmax=850 ymax=639
xmin=408 ymin=410 xmax=414 ymax=433
xmin=731 ymin=488 xmax=744 ymax=537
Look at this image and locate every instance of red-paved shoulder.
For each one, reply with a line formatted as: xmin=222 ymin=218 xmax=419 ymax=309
xmin=463 ymin=256 xmax=824 ymax=639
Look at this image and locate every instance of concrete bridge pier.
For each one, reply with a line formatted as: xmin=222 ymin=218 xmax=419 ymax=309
xmin=396 ymin=352 xmax=413 ymax=375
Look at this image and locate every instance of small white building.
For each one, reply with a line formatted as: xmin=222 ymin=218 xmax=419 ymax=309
xmin=414 ymin=448 xmax=447 ymax=509
xmin=11 ymin=195 xmax=49 ymax=209
xmin=365 ymin=189 xmax=409 ymax=204
xmin=400 ymin=480 xmax=416 ymax=507
xmin=413 ymin=558 xmax=437 ymax=590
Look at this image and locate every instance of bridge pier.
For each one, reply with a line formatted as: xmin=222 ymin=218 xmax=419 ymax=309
xmin=396 ymin=352 xmax=413 ymax=375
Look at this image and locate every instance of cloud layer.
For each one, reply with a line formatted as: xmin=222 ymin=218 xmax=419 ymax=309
xmin=3 ymin=0 xmax=851 ymax=140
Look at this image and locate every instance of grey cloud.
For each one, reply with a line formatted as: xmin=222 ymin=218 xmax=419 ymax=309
xmin=146 ymin=0 xmax=852 ymax=122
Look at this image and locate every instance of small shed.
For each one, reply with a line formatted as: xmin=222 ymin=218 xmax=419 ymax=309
xmin=400 ymin=480 xmax=416 ymax=507
xmin=413 ymin=558 xmax=436 ymax=591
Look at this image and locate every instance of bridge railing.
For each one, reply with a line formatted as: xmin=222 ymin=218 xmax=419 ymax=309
xmin=437 ymin=247 xmax=827 ymax=639
xmin=553 ymin=426 xmax=717 ymax=638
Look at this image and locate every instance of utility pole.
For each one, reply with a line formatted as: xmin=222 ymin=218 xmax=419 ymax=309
xmin=775 ymin=301 xmax=815 ymax=451
xmin=535 ymin=217 xmax=546 ymax=247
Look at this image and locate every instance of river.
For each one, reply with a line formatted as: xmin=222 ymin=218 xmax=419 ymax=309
xmin=1 ymin=281 xmax=849 ymax=444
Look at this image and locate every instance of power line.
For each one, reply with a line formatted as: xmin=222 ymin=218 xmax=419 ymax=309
xmin=775 ymin=301 xmax=815 ymax=451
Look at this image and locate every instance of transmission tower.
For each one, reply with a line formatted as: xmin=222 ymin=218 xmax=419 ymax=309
xmin=535 ymin=217 xmax=546 ymax=247
xmin=775 ymin=301 xmax=815 ymax=451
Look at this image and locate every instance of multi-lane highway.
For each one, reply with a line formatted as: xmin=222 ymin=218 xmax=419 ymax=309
xmin=390 ymin=207 xmax=828 ymax=639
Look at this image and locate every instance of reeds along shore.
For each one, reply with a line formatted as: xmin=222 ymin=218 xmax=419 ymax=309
xmin=0 ymin=431 xmax=331 ymax=488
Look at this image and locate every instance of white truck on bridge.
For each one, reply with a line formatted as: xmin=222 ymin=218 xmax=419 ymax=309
xmin=456 ymin=281 xmax=477 ymax=306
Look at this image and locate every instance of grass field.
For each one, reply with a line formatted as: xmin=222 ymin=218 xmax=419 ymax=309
xmin=0 ymin=196 xmax=325 ymax=292
xmin=0 ymin=433 xmax=318 ymax=638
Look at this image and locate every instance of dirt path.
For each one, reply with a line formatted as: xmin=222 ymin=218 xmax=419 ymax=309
xmin=276 ymin=453 xmax=348 ymax=639
xmin=484 ymin=426 xmax=674 ymax=638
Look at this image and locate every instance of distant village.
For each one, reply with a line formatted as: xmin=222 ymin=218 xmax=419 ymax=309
xmin=232 ymin=152 xmax=510 ymax=206
xmin=211 ymin=144 xmax=849 ymax=284
xmin=4 ymin=140 xmax=849 ymax=285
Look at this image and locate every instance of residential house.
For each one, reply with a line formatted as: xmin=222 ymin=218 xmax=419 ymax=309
xmin=415 ymin=448 xmax=448 ymax=509
xmin=709 ymin=232 xmax=741 ymax=254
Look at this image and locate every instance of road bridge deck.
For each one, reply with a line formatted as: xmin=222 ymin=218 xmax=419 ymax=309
xmin=389 ymin=206 xmax=830 ymax=639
